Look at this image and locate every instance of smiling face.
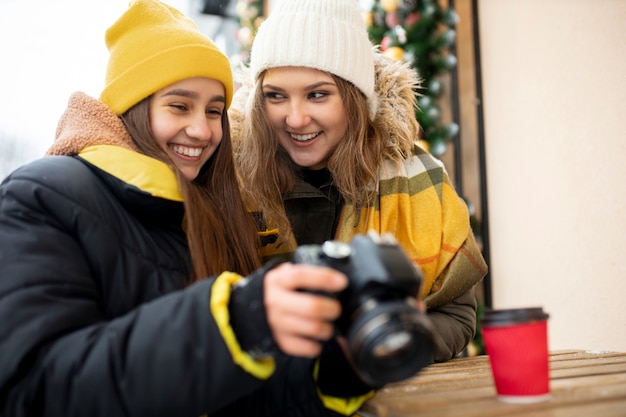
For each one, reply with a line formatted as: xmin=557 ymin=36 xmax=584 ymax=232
xmin=261 ymin=67 xmax=348 ymax=170
xmin=149 ymin=77 xmax=226 ymax=181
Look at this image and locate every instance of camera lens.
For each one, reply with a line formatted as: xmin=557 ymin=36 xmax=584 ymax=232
xmin=347 ymin=301 xmax=434 ymax=386
xmin=372 ymin=331 xmax=412 ymax=359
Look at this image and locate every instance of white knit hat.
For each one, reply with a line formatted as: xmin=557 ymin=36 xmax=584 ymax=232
xmin=250 ymin=0 xmax=378 ymax=119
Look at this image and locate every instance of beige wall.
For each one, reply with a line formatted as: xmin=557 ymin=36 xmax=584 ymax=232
xmin=478 ymin=0 xmax=626 ymax=352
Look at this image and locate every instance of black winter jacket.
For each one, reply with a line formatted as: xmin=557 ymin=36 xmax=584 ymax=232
xmin=0 ymin=93 xmax=371 ymax=417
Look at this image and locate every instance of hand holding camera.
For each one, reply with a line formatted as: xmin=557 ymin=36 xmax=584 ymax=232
xmin=291 ymin=231 xmax=435 ymax=386
xmin=260 ymin=232 xmax=434 ymax=386
xmin=263 ymin=262 xmax=348 ymax=358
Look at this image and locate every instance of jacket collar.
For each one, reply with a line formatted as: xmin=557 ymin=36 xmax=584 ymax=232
xmin=79 ymin=145 xmax=182 ymax=202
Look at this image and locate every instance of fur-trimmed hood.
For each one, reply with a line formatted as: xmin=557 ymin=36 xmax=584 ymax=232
xmin=47 ymin=92 xmax=137 ymax=156
xmin=229 ymin=51 xmax=421 ymax=161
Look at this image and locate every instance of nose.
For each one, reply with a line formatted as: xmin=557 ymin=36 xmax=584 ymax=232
xmin=285 ymin=101 xmax=311 ymax=129
xmin=185 ymin=112 xmax=214 ymax=141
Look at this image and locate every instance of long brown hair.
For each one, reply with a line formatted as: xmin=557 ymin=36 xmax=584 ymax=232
xmin=121 ymin=98 xmax=261 ymax=282
xmin=233 ymin=72 xmax=386 ymax=242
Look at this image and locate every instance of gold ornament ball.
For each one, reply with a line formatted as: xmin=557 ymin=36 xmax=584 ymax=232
xmin=253 ymin=16 xmax=265 ymax=29
xmin=466 ymin=340 xmax=480 ymax=357
xmin=381 ymin=0 xmax=399 ymax=13
xmin=383 ymin=46 xmax=404 ymax=61
xmin=362 ymin=11 xmax=374 ymax=27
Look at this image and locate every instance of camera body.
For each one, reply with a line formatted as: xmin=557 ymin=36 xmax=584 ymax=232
xmin=293 ymin=232 xmax=435 ymax=386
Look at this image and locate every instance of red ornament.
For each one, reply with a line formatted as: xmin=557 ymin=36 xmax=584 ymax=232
xmin=405 ymin=12 xmax=421 ymax=28
xmin=381 ymin=36 xmax=392 ymax=51
xmin=385 ymin=11 xmax=401 ymax=28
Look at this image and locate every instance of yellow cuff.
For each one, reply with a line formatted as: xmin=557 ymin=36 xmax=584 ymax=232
xmin=210 ymin=272 xmax=275 ymax=380
xmin=313 ymin=359 xmax=375 ymax=416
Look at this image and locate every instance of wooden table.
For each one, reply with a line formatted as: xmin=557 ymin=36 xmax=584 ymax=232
xmin=359 ymin=350 xmax=626 ymax=417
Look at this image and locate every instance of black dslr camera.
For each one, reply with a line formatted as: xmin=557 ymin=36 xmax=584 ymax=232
xmin=293 ymin=232 xmax=435 ymax=386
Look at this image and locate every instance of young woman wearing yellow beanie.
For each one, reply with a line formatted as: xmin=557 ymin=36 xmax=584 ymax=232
xmin=0 ymin=1 xmax=379 ymax=416
xmin=231 ymin=0 xmax=488 ymax=367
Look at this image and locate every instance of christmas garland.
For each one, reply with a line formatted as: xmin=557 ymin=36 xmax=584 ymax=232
xmin=365 ymin=0 xmax=459 ymax=156
xmin=232 ymin=0 xmax=264 ymax=69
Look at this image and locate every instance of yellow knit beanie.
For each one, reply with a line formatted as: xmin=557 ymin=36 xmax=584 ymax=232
xmin=100 ymin=0 xmax=233 ymax=115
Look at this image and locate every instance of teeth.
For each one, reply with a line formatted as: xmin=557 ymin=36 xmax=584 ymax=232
xmin=291 ymin=132 xmax=319 ymax=142
xmin=171 ymin=145 xmax=202 ymax=157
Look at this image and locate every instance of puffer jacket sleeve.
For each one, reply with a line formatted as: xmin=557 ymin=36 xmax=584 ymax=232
xmin=427 ymin=287 xmax=478 ymax=362
xmin=0 ymin=160 xmax=270 ymax=417
xmin=424 ymin=229 xmax=487 ymax=361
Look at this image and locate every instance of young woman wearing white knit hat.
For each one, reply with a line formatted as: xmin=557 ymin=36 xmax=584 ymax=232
xmin=232 ymin=0 xmax=488 ymax=375
xmin=0 ymin=1 xmax=384 ymax=416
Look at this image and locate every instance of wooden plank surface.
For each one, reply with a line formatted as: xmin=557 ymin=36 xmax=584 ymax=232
xmin=358 ymin=350 xmax=626 ymax=417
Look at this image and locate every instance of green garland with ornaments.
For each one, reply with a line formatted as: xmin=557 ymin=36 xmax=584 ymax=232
xmin=232 ymin=0 xmax=265 ymax=70
xmin=364 ymin=0 xmax=459 ymax=157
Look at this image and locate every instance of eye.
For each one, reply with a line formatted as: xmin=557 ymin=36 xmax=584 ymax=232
xmin=263 ymin=91 xmax=286 ymax=101
xmin=309 ymin=91 xmax=328 ymax=100
xmin=308 ymin=91 xmax=330 ymax=100
xmin=169 ymin=103 xmax=188 ymax=111
xmin=206 ymin=107 xmax=223 ymax=117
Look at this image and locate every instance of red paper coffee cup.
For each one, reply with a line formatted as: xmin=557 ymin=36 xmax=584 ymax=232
xmin=481 ymin=307 xmax=550 ymax=403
